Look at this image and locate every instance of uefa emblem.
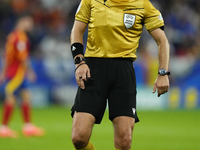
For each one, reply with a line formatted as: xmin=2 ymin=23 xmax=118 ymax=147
xmin=124 ymin=14 xmax=136 ymax=29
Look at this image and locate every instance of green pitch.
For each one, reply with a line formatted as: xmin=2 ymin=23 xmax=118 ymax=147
xmin=0 ymin=106 xmax=200 ymax=150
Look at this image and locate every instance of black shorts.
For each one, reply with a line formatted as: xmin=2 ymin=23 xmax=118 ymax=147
xmin=71 ymin=57 xmax=139 ymax=124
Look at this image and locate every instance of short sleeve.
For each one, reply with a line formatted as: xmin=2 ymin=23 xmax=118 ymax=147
xmin=144 ymin=0 xmax=164 ymax=32
xmin=75 ymin=0 xmax=91 ymax=24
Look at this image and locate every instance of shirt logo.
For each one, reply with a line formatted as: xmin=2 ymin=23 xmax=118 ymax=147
xmin=158 ymin=14 xmax=163 ymax=20
xmin=124 ymin=14 xmax=136 ymax=29
xmin=17 ymin=41 xmax=26 ymax=51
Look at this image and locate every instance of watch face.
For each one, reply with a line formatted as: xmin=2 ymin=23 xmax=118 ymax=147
xmin=74 ymin=57 xmax=81 ymax=64
xmin=75 ymin=57 xmax=80 ymax=62
xmin=159 ymin=69 xmax=166 ymax=75
xmin=161 ymin=70 xmax=165 ymax=75
xmin=74 ymin=57 xmax=85 ymax=64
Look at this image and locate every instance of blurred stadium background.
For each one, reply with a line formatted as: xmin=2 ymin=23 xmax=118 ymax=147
xmin=0 ymin=0 xmax=200 ymax=150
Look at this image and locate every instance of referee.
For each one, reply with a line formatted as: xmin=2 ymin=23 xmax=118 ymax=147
xmin=70 ymin=0 xmax=170 ymax=150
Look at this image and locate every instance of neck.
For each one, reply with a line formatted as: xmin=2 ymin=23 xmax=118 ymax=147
xmin=15 ymin=25 xmax=25 ymax=32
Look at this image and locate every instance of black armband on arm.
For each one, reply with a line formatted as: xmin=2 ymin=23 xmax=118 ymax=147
xmin=71 ymin=43 xmax=84 ymax=58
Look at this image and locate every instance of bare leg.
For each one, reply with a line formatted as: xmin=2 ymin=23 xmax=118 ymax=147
xmin=113 ymin=116 xmax=135 ymax=150
xmin=71 ymin=112 xmax=95 ymax=149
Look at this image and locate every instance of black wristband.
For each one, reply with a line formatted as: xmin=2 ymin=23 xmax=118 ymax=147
xmin=71 ymin=43 xmax=84 ymax=58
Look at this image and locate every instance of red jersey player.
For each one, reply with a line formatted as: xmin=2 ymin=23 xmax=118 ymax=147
xmin=0 ymin=14 xmax=44 ymax=138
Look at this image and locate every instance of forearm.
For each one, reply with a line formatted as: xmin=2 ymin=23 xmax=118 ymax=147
xmin=1 ymin=59 xmax=8 ymax=75
xmin=152 ymin=33 xmax=170 ymax=97
xmin=150 ymin=28 xmax=170 ymax=71
xmin=70 ymin=26 xmax=84 ymax=59
xmin=1 ymin=67 xmax=6 ymax=76
xmin=70 ymin=21 xmax=87 ymax=59
xmin=21 ymin=59 xmax=34 ymax=73
xmin=71 ymin=28 xmax=84 ymax=45
xmin=70 ymin=21 xmax=90 ymax=89
xmin=71 ymin=31 xmax=84 ymax=59
xmin=0 ymin=59 xmax=8 ymax=83
xmin=157 ymin=39 xmax=170 ymax=70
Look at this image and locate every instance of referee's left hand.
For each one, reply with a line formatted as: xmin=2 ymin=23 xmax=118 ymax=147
xmin=153 ymin=75 xmax=170 ymax=97
xmin=75 ymin=62 xmax=91 ymax=89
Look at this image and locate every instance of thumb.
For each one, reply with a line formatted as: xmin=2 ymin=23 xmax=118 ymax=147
xmin=152 ymin=84 xmax=157 ymax=93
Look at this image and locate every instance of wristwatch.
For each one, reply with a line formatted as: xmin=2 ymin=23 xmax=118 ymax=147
xmin=158 ymin=68 xmax=170 ymax=76
xmin=74 ymin=56 xmax=86 ymax=64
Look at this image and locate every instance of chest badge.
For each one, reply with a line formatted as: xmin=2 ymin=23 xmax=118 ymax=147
xmin=124 ymin=14 xmax=136 ymax=29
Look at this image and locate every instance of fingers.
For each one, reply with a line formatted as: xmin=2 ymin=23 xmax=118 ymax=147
xmin=153 ymin=75 xmax=170 ymax=97
xmin=155 ymin=84 xmax=169 ymax=97
xmin=76 ymin=73 xmax=85 ymax=89
xmin=86 ymin=69 xmax=91 ymax=78
xmin=78 ymin=78 xmax=85 ymax=89
xmin=152 ymin=85 xmax=157 ymax=94
xmin=75 ymin=64 xmax=90 ymax=89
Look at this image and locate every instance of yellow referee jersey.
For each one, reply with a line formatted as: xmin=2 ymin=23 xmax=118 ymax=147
xmin=75 ymin=0 xmax=164 ymax=61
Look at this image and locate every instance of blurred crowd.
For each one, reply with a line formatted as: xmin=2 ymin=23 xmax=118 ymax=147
xmin=0 ymin=0 xmax=200 ymax=86
xmin=0 ymin=0 xmax=80 ymax=56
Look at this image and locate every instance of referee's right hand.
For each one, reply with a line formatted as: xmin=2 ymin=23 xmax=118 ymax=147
xmin=75 ymin=62 xmax=91 ymax=89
